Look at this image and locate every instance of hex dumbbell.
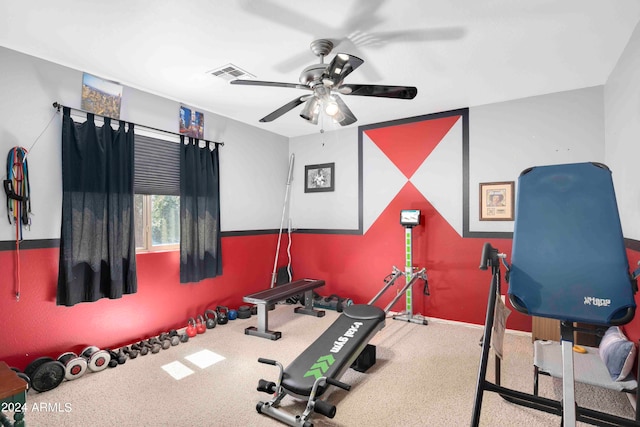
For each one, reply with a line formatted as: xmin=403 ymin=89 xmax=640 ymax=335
xmin=159 ymin=332 xmax=180 ymax=347
xmin=141 ymin=340 xmax=162 ymax=354
xmin=131 ymin=342 xmax=149 ymax=356
xmin=149 ymin=337 xmax=170 ymax=350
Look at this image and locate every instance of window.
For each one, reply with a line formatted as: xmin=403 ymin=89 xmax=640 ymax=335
xmin=65 ymin=115 xmax=184 ymax=253
xmin=133 ymin=131 xmax=181 ymax=252
xmin=135 ymin=194 xmax=180 ymax=252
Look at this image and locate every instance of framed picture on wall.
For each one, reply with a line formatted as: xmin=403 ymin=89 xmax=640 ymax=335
xmin=81 ymin=72 xmax=123 ymax=119
xmin=479 ymin=181 xmax=514 ymax=221
xmin=305 ymin=163 xmax=335 ymax=193
xmin=179 ymin=105 xmax=204 ymax=139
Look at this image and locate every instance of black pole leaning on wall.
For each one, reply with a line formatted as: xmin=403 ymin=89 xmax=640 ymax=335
xmin=51 ymin=102 xmax=224 ymax=147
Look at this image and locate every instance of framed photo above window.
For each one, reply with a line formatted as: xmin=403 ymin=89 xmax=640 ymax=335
xmin=179 ymin=105 xmax=204 ymax=139
xmin=479 ymin=181 xmax=514 ymax=221
xmin=81 ymin=72 xmax=123 ymax=119
xmin=305 ymin=163 xmax=335 ymax=193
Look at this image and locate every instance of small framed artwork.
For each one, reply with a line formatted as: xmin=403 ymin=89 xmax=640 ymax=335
xmin=81 ymin=72 xmax=123 ymax=119
xmin=479 ymin=181 xmax=515 ymax=221
xmin=305 ymin=163 xmax=335 ymax=193
xmin=179 ymin=105 xmax=204 ymax=139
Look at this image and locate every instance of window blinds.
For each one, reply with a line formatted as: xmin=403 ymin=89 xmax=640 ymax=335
xmin=134 ymin=134 xmax=180 ymax=195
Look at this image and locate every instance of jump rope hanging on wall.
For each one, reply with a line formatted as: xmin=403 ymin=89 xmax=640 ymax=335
xmin=2 ymin=109 xmax=62 ymax=302
xmin=4 ymin=146 xmax=31 ymax=301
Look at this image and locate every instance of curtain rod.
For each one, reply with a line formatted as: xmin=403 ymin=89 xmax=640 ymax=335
xmin=52 ymin=102 xmax=224 ymax=147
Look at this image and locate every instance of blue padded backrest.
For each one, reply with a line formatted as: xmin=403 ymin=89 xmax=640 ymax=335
xmin=508 ymin=162 xmax=635 ymax=325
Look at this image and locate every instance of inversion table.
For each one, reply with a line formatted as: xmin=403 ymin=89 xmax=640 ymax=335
xmin=471 ymin=162 xmax=638 ymax=427
xmin=254 ymin=267 xmax=427 ymax=427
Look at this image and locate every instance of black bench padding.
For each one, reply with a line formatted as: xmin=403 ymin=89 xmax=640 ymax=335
xmin=281 ymin=304 xmax=386 ymax=397
xmin=243 ymin=279 xmax=325 ymax=304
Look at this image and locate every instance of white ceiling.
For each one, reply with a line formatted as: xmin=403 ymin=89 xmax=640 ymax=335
xmin=1 ymin=0 xmax=639 ymax=138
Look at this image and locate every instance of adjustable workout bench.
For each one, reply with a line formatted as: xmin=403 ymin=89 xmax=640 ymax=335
xmin=254 ymin=268 xmax=427 ymax=427
xmin=243 ymin=279 xmax=326 ymax=340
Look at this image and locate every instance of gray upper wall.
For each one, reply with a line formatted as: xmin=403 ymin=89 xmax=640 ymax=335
xmin=605 ymin=19 xmax=640 ymax=241
xmin=0 ymin=46 xmax=289 ymax=241
xmin=288 ymin=87 xmax=605 ymax=234
xmin=470 ymin=86 xmax=604 ymax=233
xmin=3 ymin=16 xmax=639 ymax=242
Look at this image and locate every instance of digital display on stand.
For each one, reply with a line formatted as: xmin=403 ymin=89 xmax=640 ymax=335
xmin=400 ymin=209 xmax=420 ymax=227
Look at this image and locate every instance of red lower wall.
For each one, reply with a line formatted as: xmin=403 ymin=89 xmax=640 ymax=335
xmin=0 ymin=233 xmax=284 ymax=371
xmin=3 ymin=224 xmax=640 ymax=371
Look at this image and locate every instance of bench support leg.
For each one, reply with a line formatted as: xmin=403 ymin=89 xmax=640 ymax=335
xmin=294 ymin=290 xmax=326 ymax=317
xmin=245 ymin=303 xmax=282 ymax=340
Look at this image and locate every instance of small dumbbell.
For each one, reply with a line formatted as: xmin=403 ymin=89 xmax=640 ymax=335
xmin=122 ymin=346 xmax=138 ymax=359
xmin=105 ymin=350 xmax=119 ymax=368
xmin=131 ymin=343 xmax=149 ymax=356
xmin=160 ymin=332 xmax=180 ymax=347
xmin=170 ymin=329 xmax=189 ymax=343
xmin=108 ymin=349 xmax=127 ymax=365
xmin=141 ymin=340 xmax=162 ymax=354
xmin=149 ymin=337 xmax=171 ymax=350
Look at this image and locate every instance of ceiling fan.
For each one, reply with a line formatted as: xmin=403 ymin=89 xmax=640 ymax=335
xmin=230 ymin=39 xmax=417 ymax=126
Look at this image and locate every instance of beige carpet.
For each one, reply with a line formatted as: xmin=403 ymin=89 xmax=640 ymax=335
xmin=13 ymin=305 xmax=636 ymax=426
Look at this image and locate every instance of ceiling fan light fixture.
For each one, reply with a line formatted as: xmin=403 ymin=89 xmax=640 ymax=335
xmin=324 ymin=98 xmax=339 ymax=116
xmin=230 ymin=39 xmax=416 ymax=127
xmin=300 ymin=97 xmax=320 ymax=124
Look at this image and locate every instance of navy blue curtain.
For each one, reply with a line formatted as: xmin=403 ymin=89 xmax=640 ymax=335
xmin=57 ymin=107 xmax=137 ymax=306
xmin=180 ymin=136 xmax=222 ymax=283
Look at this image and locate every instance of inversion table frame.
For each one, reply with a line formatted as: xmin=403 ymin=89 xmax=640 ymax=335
xmin=254 ymin=268 xmax=427 ymax=427
xmin=471 ymin=162 xmax=638 ymax=427
xmin=471 ymin=244 xmax=639 ymax=427
xmin=243 ymin=279 xmax=326 ymax=340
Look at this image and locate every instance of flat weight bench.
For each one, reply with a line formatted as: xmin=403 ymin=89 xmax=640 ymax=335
xmin=0 ymin=361 xmax=28 ymax=427
xmin=254 ymin=269 xmax=427 ymax=427
xmin=243 ymin=279 xmax=326 ymax=340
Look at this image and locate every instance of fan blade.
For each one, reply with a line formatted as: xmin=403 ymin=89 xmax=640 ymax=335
xmin=364 ymin=27 xmax=466 ymax=44
xmin=239 ymin=0 xmax=333 ymax=39
xmin=338 ymin=84 xmax=417 ymax=99
xmin=230 ymin=79 xmax=311 ymax=91
xmin=341 ymin=0 xmax=386 ymax=32
xmin=333 ymin=95 xmax=357 ymax=126
xmin=259 ymin=97 xmax=307 ymax=123
xmin=323 ymin=54 xmax=364 ymax=86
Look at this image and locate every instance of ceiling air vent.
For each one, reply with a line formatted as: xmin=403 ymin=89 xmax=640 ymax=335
xmin=208 ymin=63 xmax=256 ymax=81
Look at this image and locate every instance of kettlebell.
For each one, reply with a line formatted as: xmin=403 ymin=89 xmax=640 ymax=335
xmin=186 ymin=317 xmax=197 ymax=337
xmin=196 ymin=314 xmax=207 ymax=334
xmin=228 ymin=309 xmax=238 ymax=320
xmin=204 ymin=309 xmax=218 ymax=329
xmin=216 ymin=306 xmax=229 ymax=325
